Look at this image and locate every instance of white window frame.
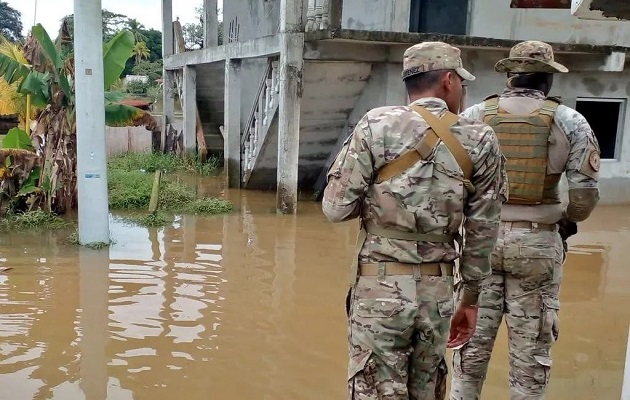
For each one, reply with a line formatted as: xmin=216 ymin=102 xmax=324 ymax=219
xmin=575 ymin=96 xmax=626 ymax=161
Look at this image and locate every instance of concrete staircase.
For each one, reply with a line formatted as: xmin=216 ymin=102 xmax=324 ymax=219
xmin=196 ymin=63 xmax=226 ymax=154
xmin=242 ymin=61 xmax=373 ymax=190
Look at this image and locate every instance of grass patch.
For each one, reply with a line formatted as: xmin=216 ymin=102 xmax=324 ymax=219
xmin=159 ymin=181 xmax=196 ymax=209
xmin=134 ymin=212 xmax=169 ymax=227
xmin=108 ymin=170 xmax=154 ymax=209
xmin=107 ymin=152 xmax=232 ymax=228
xmin=108 ymin=152 xmax=221 ymax=176
xmin=0 ymin=210 xmax=69 ymax=231
xmin=65 ymin=231 xmax=114 ymax=249
xmin=186 ymin=198 xmax=234 ymax=215
xmin=108 ymin=170 xmax=199 ymax=211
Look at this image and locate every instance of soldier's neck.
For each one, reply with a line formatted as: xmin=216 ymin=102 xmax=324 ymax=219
xmin=409 ymin=91 xmax=442 ymax=103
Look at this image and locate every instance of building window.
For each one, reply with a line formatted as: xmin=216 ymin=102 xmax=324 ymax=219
xmin=575 ymin=97 xmax=625 ymax=160
xmin=409 ymin=0 xmax=469 ymax=35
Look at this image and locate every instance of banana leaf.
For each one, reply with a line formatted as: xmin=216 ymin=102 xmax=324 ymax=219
xmin=103 ymin=30 xmax=135 ymax=90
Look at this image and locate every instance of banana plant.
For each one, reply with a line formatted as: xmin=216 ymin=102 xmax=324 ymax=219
xmin=0 ymin=23 xmax=156 ymax=214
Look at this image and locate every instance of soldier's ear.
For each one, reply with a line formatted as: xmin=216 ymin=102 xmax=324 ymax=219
xmin=441 ymin=70 xmax=455 ymax=90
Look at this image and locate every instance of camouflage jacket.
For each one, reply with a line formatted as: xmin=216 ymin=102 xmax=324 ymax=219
xmin=322 ymin=98 xmax=507 ymax=302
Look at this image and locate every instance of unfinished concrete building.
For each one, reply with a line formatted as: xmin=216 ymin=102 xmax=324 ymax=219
xmin=161 ymin=0 xmax=630 ymax=213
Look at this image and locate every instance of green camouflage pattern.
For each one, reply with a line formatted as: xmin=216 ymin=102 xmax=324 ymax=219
xmin=402 ymin=42 xmax=476 ymax=81
xmin=348 ymin=274 xmax=453 ymax=399
xmin=450 ymin=224 xmax=563 ymax=400
xmin=322 ymin=97 xmax=506 ymax=299
xmin=495 ymin=41 xmax=568 ymax=74
xmin=463 ymin=88 xmax=600 ymax=190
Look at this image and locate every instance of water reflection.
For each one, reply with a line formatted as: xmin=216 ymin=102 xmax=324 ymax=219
xmin=0 ymin=191 xmax=628 ymax=399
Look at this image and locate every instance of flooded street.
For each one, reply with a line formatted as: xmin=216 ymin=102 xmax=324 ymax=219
xmin=0 ymin=183 xmax=629 ymax=399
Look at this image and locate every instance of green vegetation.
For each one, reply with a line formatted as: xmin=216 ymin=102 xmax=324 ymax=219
xmin=0 ymin=210 xmax=69 ymax=231
xmin=108 ymin=152 xmax=221 ymax=176
xmin=66 ymin=231 xmax=114 ymax=249
xmin=107 ymin=152 xmax=233 ymax=227
xmin=186 ymin=198 xmax=233 ymax=215
xmin=126 ymin=80 xmax=150 ymax=95
xmin=134 ymin=212 xmax=168 ymax=227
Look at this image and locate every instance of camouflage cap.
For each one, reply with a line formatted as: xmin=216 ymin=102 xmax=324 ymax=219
xmin=402 ymin=41 xmax=475 ymax=82
xmin=495 ymin=40 xmax=569 ymax=74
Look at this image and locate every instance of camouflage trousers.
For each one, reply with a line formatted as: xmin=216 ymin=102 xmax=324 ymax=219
xmin=347 ymin=271 xmax=454 ymax=400
xmin=450 ymin=222 xmax=564 ymax=400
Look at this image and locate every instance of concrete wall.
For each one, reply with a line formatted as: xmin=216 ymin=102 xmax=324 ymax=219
xmin=222 ymin=0 xmax=278 ymax=129
xmin=462 ymin=49 xmax=630 ymax=205
xmin=469 ymin=0 xmax=630 ymax=47
xmin=105 ymin=126 xmax=153 ymax=157
xmin=346 ymin=63 xmax=407 ymax=127
xmin=223 ymin=0 xmax=280 ymax=42
xmin=342 ymin=0 xmax=411 ymax=32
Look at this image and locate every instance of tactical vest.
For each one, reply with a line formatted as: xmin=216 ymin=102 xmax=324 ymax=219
xmin=483 ymin=95 xmax=561 ymax=206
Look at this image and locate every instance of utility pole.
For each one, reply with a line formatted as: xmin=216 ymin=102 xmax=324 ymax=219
xmin=74 ymin=0 xmax=110 ymax=245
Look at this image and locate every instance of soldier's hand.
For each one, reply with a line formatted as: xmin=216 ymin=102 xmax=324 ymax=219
xmin=447 ymin=305 xmax=478 ymax=348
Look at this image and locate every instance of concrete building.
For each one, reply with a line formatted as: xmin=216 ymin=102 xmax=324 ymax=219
xmin=162 ymin=0 xmax=630 ymax=213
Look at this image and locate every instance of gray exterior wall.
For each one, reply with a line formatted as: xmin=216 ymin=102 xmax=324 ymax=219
xmin=341 ymin=0 xmax=411 ymax=32
xmin=468 ymin=0 xmax=630 ymax=47
xmin=223 ymin=0 xmax=280 ymax=42
xmin=222 ymin=0 xmax=280 ymax=127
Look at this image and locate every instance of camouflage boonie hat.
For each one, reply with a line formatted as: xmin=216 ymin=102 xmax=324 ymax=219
xmin=402 ymin=41 xmax=475 ymax=82
xmin=495 ymin=40 xmax=569 ymax=74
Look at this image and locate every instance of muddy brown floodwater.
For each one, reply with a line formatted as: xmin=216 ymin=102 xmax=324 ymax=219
xmin=0 ymin=180 xmax=629 ymax=400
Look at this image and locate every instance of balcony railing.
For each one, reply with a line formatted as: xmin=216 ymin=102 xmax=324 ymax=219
xmin=305 ymin=0 xmax=342 ymax=32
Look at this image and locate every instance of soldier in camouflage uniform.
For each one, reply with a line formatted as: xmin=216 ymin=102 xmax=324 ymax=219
xmin=450 ymin=41 xmax=601 ymax=400
xmin=322 ymin=42 xmax=506 ymax=400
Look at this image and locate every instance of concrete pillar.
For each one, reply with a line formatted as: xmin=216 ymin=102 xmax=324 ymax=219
xmin=161 ymin=71 xmax=175 ymax=152
xmin=277 ymin=0 xmax=305 ymax=214
xmin=183 ymin=65 xmax=197 ymax=156
xmin=161 ymin=0 xmax=174 ymax=151
xmin=224 ymin=59 xmax=242 ymax=188
xmin=281 ymin=0 xmax=304 ymax=31
xmin=74 ymin=0 xmax=109 ymax=245
xmin=203 ymin=0 xmax=219 ymax=48
xmin=276 ymin=35 xmax=304 ymax=214
xmin=162 ymin=0 xmax=174 ymax=57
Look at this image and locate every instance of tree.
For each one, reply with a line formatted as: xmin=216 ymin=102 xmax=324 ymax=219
xmin=132 ymin=60 xmax=162 ymax=82
xmin=183 ymin=4 xmax=224 ymax=50
xmin=0 ymin=2 xmax=23 ymax=42
xmin=182 ymin=22 xmax=203 ymax=50
xmin=61 ymin=9 xmax=128 ymax=42
xmin=133 ymin=41 xmax=150 ymax=65
xmin=140 ymin=29 xmax=162 ymax=62
xmin=126 ymin=18 xmax=147 ymax=43
xmin=0 ymin=25 xmax=156 ymax=213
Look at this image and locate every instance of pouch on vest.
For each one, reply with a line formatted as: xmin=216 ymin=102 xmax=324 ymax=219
xmin=483 ymin=96 xmax=560 ymax=206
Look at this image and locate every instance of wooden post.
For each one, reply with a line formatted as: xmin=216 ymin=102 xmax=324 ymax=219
xmin=224 ymin=59 xmax=242 ymax=188
xmin=149 ymin=170 xmax=162 ymax=213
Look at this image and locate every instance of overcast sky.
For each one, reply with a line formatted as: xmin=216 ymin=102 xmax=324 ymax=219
xmin=5 ymin=0 xmax=224 ymax=36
